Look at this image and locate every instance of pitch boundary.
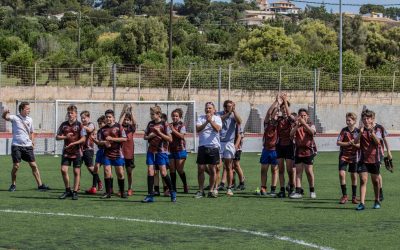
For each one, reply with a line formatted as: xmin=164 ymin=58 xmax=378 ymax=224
xmin=0 ymin=209 xmax=334 ymax=250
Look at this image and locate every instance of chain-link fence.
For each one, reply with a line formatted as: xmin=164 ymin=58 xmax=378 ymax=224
xmin=0 ymin=63 xmax=399 ymax=104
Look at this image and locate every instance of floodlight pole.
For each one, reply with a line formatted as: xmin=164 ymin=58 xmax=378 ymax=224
xmin=339 ymin=0 xmax=343 ymax=104
xmin=168 ymin=0 xmax=173 ymax=100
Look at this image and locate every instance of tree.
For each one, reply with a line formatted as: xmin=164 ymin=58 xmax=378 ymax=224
xmin=359 ymin=4 xmax=385 ymax=15
xmin=338 ymin=15 xmax=367 ymax=55
xmin=237 ymin=25 xmax=300 ymax=64
xmin=6 ymin=45 xmax=35 ymax=85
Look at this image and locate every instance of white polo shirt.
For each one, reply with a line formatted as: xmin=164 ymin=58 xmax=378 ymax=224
xmin=197 ymin=114 xmax=222 ymax=148
xmin=9 ymin=114 xmax=34 ymax=147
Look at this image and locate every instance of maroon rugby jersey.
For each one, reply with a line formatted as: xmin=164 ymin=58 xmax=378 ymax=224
xmin=57 ymin=120 xmax=86 ymax=158
xmin=294 ymin=120 xmax=317 ymax=157
xmin=122 ymin=124 xmax=136 ymax=160
xmin=83 ymin=122 xmax=95 ymax=151
xmin=169 ymin=121 xmax=186 ymax=153
xmin=263 ymin=120 xmax=278 ymax=150
xmin=337 ymin=127 xmax=360 ymax=163
xmin=99 ymin=123 xmax=126 ymax=159
xmin=277 ymin=116 xmax=294 ymax=146
xmin=359 ymin=126 xmax=382 ymax=164
xmin=145 ymin=120 xmax=170 ymax=153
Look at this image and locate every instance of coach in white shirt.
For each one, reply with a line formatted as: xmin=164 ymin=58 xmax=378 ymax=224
xmin=2 ymin=102 xmax=49 ymax=192
xmin=194 ymin=102 xmax=222 ymax=199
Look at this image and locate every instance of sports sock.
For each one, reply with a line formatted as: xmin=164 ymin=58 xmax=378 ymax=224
xmin=105 ymin=178 xmax=111 ymax=194
xmin=110 ymin=178 xmax=114 ymax=190
xmin=178 ymin=172 xmax=187 ymax=186
xmin=163 ymin=186 xmax=168 ymax=192
xmin=352 ymin=185 xmax=357 ymax=197
xmin=170 ymin=172 xmax=177 ymax=192
xmin=270 ymin=186 xmax=276 ymax=192
xmin=154 ymin=185 xmax=159 ymax=193
xmin=162 ymin=175 xmax=174 ymax=192
xmin=118 ymin=179 xmax=125 ymax=194
xmin=66 ymin=187 xmax=71 ymax=193
xmin=92 ymin=173 xmax=99 ymax=187
xmin=341 ymin=184 xmax=347 ymax=195
xmin=147 ymin=176 xmax=154 ymax=195
xmin=380 ymin=188 xmax=383 ymax=196
xmin=295 ymin=187 xmax=302 ymax=194
xmin=280 ymin=187 xmax=285 ymax=192
xmin=310 ymin=187 xmax=315 ymax=193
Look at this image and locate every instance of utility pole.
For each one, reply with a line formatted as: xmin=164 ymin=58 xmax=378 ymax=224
xmin=339 ymin=0 xmax=343 ymax=104
xmin=78 ymin=11 xmax=81 ymax=58
xmin=168 ymin=0 xmax=173 ymax=100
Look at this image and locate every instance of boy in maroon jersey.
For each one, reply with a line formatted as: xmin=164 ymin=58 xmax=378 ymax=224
xmin=169 ymin=108 xmax=189 ymax=193
xmin=258 ymin=100 xmax=279 ymax=197
xmin=81 ymin=111 xmax=103 ymax=194
xmin=336 ymin=112 xmax=360 ymax=204
xmin=97 ymin=109 xmax=127 ymax=199
xmin=142 ymin=106 xmax=176 ymax=203
xmin=276 ymin=93 xmax=296 ymax=198
xmin=119 ymin=104 xmax=137 ymax=196
xmin=354 ymin=109 xmax=383 ymax=210
xmin=374 ymin=121 xmax=391 ymax=202
xmin=289 ymin=108 xmax=317 ymax=199
xmin=56 ymin=105 xmax=87 ymax=200
xmin=233 ymin=124 xmax=245 ymax=190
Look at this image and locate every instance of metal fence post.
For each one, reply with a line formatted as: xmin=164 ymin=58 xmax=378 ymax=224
xmin=34 ymin=63 xmax=37 ymax=101
xmin=112 ymin=64 xmax=116 ymax=110
xmin=90 ymin=64 xmax=94 ymax=99
xmin=391 ymin=71 xmax=398 ymax=105
xmin=138 ymin=65 xmax=141 ymax=101
xmin=313 ymin=69 xmax=317 ymax=126
xmin=357 ymin=69 xmax=363 ymax=105
xmin=228 ymin=64 xmax=232 ymax=99
xmin=188 ymin=64 xmax=192 ymax=100
xmin=218 ymin=65 xmax=222 ymax=111
xmin=279 ymin=66 xmax=282 ymax=94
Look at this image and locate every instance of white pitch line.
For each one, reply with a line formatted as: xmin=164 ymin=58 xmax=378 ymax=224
xmin=0 ymin=209 xmax=334 ymax=250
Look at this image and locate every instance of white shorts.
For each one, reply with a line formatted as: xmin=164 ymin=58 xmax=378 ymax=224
xmin=220 ymin=141 xmax=236 ymax=159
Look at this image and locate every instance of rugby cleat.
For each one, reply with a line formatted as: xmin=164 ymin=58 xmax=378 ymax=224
xmin=373 ymin=201 xmax=381 ymax=209
xmin=72 ymin=192 xmax=78 ymax=200
xmin=310 ymin=192 xmax=317 ymax=199
xmin=356 ymin=203 xmax=365 ymax=211
xmin=171 ymin=191 xmax=177 ymax=202
xmin=339 ymin=195 xmax=348 ymax=204
xmin=38 ymin=184 xmax=50 ymax=191
xmin=127 ymin=189 xmax=134 ymax=196
xmin=289 ymin=192 xmax=303 ymax=199
xmin=8 ymin=184 xmax=16 ymax=192
xmin=59 ymin=191 xmax=72 ymax=199
xmin=142 ymin=195 xmax=154 ymax=203
xmin=352 ymin=196 xmax=359 ymax=204
xmin=194 ymin=191 xmax=205 ymax=199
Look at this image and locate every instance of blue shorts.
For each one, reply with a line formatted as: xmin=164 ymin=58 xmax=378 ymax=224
xmin=95 ymin=149 xmax=105 ymax=164
xmin=146 ymin=152 xmax=169 ymax=166
xmin=260 ymin=149 xmax=278 ymax=165
xmin=169 ymin=150 xmax=187 ymax=160
xmin=103 ymin=156 xmax=125 ymax=167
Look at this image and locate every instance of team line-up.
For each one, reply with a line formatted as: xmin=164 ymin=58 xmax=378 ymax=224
xmin=1 ymin=94 xmax=392 ymax=211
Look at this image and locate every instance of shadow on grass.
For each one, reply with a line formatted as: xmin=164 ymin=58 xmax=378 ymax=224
xmin=294 ymin=206 xmax=355 ymax=210
xmin=10 ymin=196 xmax=60 ymax=200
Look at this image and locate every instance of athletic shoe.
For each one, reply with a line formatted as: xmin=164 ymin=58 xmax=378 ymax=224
xmin=379 ymin=193 xmax=384 ymax=202
xmin=267 ymin=191 xmax=277 ymax=198
xmin=259 ymin=187 xmax=267 ymax=196
xmin=277 ymin=191 xmax=286 ymax=198
xmin=226 ymin=188 xmax=234 ymax=196
xmin=59 ymin=191 xmax=72 ymax=199
xmin=164 ymin=190 xmax=171 ymax=197
xmin=339 ymin=195 xmax=348 ymax=204
xmin=194 ymin=191 xmax=205 ymax=199
xmin=142 ymin=195 xmax=154 ymax=203
xmin=171 ymin=191 xmax=177 ymax=202
xmin=217 ymin=184 xmax=226 ymax=191
xmin=127 ymin=189 xmax=134 ymax=196
xmin=236 ymin=183 xmax=246 ymax=191
xmin=208 ymin=191 xmax=218 ymax=198
xmin=97 ymin=181 xmax=103 ymax=191
xmin=310 ymin=192 xmax=317 ymax=199
xmin=101 ymin=193 xmax=111 ymax=199
xmin=289 ymin=192 xmax=303 ymax=199
xmin=85 ymin=187 xmax=97 ymax=195
xmin=8 ymin=184 xmax=16 ymax=192
xmin=352 ymin=196 xmax=359 ymax=204
xmin=356 ymin=203 xmax=365 ymax=211
xmin=373 ymin=201 xmax=381 ymax=209
xmin=72 ymin=192 xmax=78 ymax=200
xmin=38 ymin=184 xmax=50 ymax=191
xmin=183 ymin=184 xmax=189 ymax=194
xmin=120 ymin=192 xmax=128 ymax=198
xmin=153 ymin=191 xmax=161 ymax=196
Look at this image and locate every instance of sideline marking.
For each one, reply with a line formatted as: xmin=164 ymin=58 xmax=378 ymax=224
xmin=0 ymin=209 xmax=334 ymax=250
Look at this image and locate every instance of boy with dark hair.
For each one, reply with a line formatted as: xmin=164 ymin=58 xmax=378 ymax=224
xmin=354 ymin=109 xmax=383 ymax=210
xmin=336 ymin=112 xmax=360 ymax=204
xmin=56 ymin=105 xmax=87 ymax=200
xmin=290 ymin=108 xmax=317 ymax=199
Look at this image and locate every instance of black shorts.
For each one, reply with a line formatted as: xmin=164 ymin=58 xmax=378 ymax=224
xmin=339 ymin=160 xmax=357 ymax=173
xmin=11 ymin=145 xmax=35 ymax=163
xmin=295 ymin=155 xmax=314 ymax=165
xmin=276 ymin=144 xmax=295 ymax=160
xmin=125 ymin=158 xmax=135 ymax=169
xmin=82 ymin=150 xmax=94 ymax=167
xmin=234 ymin=151 xmax=242 ymax=161
xmin=357 ymin=162 xmax=380 ymax=175
xmin=197 ymin=146 xmax=220 ymax=165
xmin=61 ymin=156 xmax=82 ymax=168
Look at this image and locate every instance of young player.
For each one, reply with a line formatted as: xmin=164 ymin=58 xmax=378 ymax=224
xmin=374 ymin=121 xmax=391 ymax=202
xmin=258 ymin=99 xmax=279 ymax=197
xmin=289 ymin=108 xmax=317 ymax=199
xmin=97 ymin=109 xmax=127 ymax=199
xmin=169 ymin=108 xmax=189 ymax=193
xmin=1 ymin=102 xmax=50 ymax=192
xmin=142 ymin=106 xmax=176 ymax=203
xmin=217 ymin=100 xmax=242 ymax=196
xmin=81 ymin=111 xmax=103 ymax=194
xmin=119 ymin=105 xmax=137 ymax=196
xmin=276 ymin=93 xmax=296 ymax=197
xmin=336 ymin=112 xmax=360 ymax=204
xmin=233 ymin=124 xmax=245 ymax=190
xmin=194 ymin=102 xmax=222 ymax=198
xmin=153 ymin=113 xmax=169 ymax=197
xmin=56 ymin=105 xmax=87 ymax=200
xmin=354 ymin=109 xmax=383 ymax=210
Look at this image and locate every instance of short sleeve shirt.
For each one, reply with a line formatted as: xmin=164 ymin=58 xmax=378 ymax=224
xmin=216 ymin=111 xmax=237 ymax=143
xmin=294 ymin=121 xmax=317 ymax=157
xmin=197 ymin=114 xmax=222 ymax=148
xmin=98 ymin=123 xmax=127 ymax=160
xmin=83 ymin=122 xmax=95 ymax=151
xmin=122 ymin=124 xmax=136 ymax=160
xmin=169 ymin=121 xmax=187 ymax=152
xmin=263 ymin=119 xmax=278 ymax=150
xmin=337 ymin=127 xmax=360 ymax=163
xmin=57 ymin=120 xmax=87 ymax=158
xmin=277 ymin=116 xmax=295 ymax=146
xmin=145 ymin=120 xmax=171 ymax=153
xmin=9 ymin=114 xmax=34 ymax=147
xmin=360 ymin=126 xmax=383 ymax=164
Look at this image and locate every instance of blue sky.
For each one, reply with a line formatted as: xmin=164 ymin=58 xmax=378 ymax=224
xmin=171 ymin=0 xmax=400 ymax=14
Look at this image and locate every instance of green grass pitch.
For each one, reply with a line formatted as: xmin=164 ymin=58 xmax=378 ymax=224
xmin=0 ymin=152 xmax=399 ymax=249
